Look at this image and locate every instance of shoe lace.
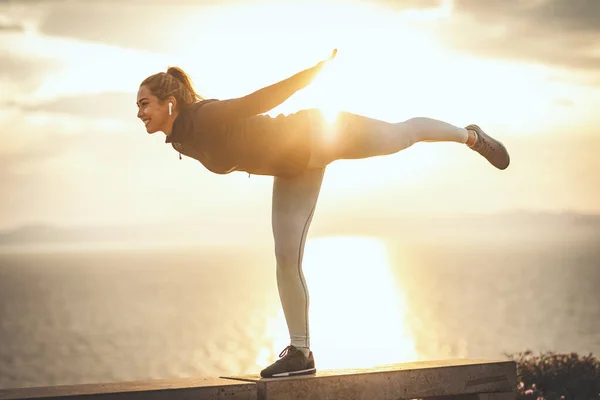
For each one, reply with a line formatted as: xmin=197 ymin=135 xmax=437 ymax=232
xmin=279 ymin=345 xmax=294 ymax=358
xmin=474 ymin=135 xmax=495 ymax=158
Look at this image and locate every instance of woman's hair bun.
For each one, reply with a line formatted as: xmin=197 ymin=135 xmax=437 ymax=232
xmin=166 ymin=66 xmax=185 ymax=81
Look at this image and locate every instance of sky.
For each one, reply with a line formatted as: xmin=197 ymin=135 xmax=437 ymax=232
xmin=1 ymin=0 xmax=599 ymax=232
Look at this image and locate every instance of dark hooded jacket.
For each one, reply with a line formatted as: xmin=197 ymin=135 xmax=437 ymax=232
xmin=165 ymin=60 xmax=328 ymax=178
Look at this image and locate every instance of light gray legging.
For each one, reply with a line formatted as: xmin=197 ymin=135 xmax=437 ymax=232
xmin=271 ymin=111 xmax=470 ymax=349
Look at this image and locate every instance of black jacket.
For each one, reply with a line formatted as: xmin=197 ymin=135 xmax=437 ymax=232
xmin=165 ymin=60 xmax=328 ymax=178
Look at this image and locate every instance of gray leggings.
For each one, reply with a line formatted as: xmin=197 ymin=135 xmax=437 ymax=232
xmin=272 ymin=111 xmax=469 ymax=348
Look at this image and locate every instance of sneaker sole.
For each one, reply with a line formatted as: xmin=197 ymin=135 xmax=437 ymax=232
xmin=270 ymin=367 xmax=317 ymax=378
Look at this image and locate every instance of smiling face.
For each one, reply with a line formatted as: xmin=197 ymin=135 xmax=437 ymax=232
xmin=136 ymin=85 xmax=173 ymax=135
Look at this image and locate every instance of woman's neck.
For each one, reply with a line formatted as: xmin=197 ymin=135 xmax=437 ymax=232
xmin=163 ymin=112 xmax=180 ymax=136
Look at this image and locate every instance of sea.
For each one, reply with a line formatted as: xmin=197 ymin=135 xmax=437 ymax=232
xmin=1 ymin=228 xmax=599 ymax=390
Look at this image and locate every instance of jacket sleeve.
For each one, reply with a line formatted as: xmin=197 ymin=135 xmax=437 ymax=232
xmin=196 ymin=60 xmax=328 ymax=123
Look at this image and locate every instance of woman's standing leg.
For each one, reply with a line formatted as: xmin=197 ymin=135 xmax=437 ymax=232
xmin=260 ymin=167 xmax=326 ymax=378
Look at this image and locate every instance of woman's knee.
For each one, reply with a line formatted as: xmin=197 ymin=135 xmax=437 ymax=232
xmin=394 ymin=117 xmax=428 ymax=144
xmin=274 ymin=238 xmax=302 ymax=270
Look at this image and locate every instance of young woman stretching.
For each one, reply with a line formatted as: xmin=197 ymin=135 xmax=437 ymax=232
xmin=136 ymin=49 xmax=510 ymax=379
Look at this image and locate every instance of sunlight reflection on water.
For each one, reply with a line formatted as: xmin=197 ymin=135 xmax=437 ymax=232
xmin=258 ymin=236 xmax=418 ymax=370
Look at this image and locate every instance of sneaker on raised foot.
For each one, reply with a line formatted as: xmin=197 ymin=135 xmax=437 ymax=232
xmin=466 ymin=124 xmax=510 ymax=170
xmin=260 ymin=345 xmax=316 ymax=378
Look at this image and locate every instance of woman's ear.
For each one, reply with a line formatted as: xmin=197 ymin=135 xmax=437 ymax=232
xmin=168 ymin=96 xmax=177 ymax=115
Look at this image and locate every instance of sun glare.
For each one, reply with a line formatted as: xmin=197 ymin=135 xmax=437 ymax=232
xmin=259 ymin=236 xmax=418 ymax=371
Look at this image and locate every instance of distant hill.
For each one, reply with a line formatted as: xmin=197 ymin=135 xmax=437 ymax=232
xmin=0 ymin=222 xmax=194 ymax=248
xmin=1 ymin=211 xmax=599 ymax=249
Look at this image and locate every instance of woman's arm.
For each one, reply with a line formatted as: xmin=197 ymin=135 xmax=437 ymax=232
xmin=198 ymin=49 xmax=337 ymax=122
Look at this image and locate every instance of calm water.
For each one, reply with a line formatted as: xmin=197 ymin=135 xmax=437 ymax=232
xmin=0 ymin=235 xmax=599 ymax=389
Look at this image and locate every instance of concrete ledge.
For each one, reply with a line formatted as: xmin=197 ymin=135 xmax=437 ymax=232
xmin=0 ymin=359 xmax=516 ymax=400
xmin=424 ymin=392 xmax=515 ymax=400
xmin=0 ymin=377 xmax=257 ymax=400
xmin=223 ymin=358 xmax=516 ymax=400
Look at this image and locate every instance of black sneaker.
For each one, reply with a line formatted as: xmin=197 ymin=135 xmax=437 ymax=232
xmin=260 ymin=345 xmax=316 ymax=378
xmin=466 ymin=124 xmax=510 ymax=170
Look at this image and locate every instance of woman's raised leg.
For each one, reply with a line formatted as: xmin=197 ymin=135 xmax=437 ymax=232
xmin=307 ymin=112 xmax=509 ymax=170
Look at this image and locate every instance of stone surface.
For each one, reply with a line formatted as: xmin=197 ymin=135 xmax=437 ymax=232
xmin=0 ymin=359 xmax=516 ymax=400
xmin=223 ymin=359 xmax=516 ymax=400
xmin=0 ymin=376 xmax=257 ymax=400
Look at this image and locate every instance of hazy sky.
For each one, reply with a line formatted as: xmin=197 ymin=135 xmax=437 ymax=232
xmin=1 ymin=0 xmax=599 ymax=231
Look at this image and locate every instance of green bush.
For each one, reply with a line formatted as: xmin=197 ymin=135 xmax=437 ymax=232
xmin=506 ymin=351 xmax=600 ymax=400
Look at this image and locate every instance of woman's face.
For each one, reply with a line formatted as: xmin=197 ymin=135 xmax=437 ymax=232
xmin=136 ymin=85 xmax=171 ymax=134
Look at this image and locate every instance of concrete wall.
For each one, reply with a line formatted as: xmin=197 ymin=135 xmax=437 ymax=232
xmin=0 ymin=358 xmax=516 ymax=400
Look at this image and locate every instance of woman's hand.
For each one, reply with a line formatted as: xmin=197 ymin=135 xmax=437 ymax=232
xmin=312 ymin=48 xmax=337 ymax=73
xmin=319 ymin=48 xmax=337 ymax=66
xmin=327 ymin=48 xmax=338 ymax=62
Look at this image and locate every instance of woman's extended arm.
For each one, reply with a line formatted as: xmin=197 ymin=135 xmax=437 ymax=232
xmin=198 ymin=49 xmax=337 ymax=122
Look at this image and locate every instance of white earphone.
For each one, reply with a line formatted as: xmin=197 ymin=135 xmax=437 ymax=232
xmin=168 ymin=102 xmax=173 ymax=116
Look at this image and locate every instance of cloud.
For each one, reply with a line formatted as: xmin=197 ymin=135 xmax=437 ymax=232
xmin=21 ymin=0 xmax=450 ymax=54
xmin=0 ymin=25 xmax=175 ymax=102
xmin=0 ymin=1 xmax=222 ymax=53
xmin=0 ymin=52 xmax=62 ymax=88
xmin=0 ymin=0 xmax=49 ymax=34
xmin=34 ymin=1 xmax=230 ymax=54
xmin=5 ymin=0 xmax=600 ymax=78
xmin=38 ymin=3 xmax=166 ymax=53
xmin=0 ymin=67 xmax=57 ymax=106
xmin=453 ymin=0 xmax=600 ymax=33
xmin=0 ymin=20 xmax=24 ymax=32
xmin=15 ymin=92 xmax=139 ymax=121
xmin=371 ymin=0 xmax=444 ymax=9
xmin=0 ymin=33 xmax=65 ymax=97
xmin=433 ymin=0 xmax=600 ymax=74
xmin=554 ymin=98 xmax=575 ymax=107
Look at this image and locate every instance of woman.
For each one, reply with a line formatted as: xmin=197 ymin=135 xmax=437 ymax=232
xmin=136 ymin=49 xmax=509 ymax=379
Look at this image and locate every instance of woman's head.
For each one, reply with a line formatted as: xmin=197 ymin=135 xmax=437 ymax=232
xmin=136 ymin=66 xmax=202 ymax=135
